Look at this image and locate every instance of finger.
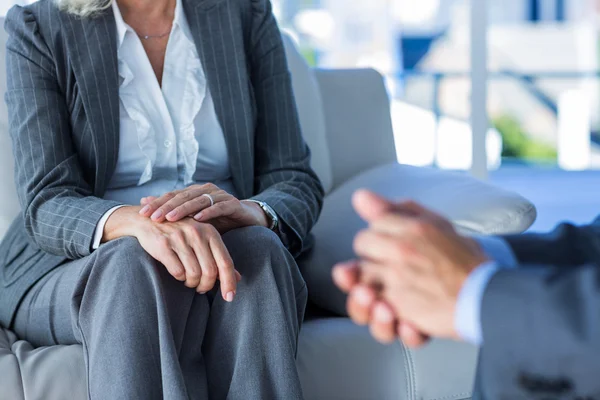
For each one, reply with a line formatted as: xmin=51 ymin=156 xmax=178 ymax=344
xmin=153 ymin=243 xmax=186 ymax=282
xmin=354 ymin=229 xmax=414 ymax=264
xmin=332 ymin=261 xmax=361 ymax=293
xmin=370 ymin=212 xmax=431 ymax=237
xmin=235 ymin=270 xmax=242 ymax=282
xmin=346 ymin=285 xmax=377 ymax=326
xmin=194 ymin=200 xmax=236 ymax=222
xmin=399 ymin=322 xmax=431 ymax=348
xmin=173 ymin=239 xmax=203 ymax=289
xmin=352 ymin=190 xmax=396 ymax=223
xmin=192 ymin=238 xmax=219 ymax=294
xmin=166 ymin=194 xmax=218 ymax=222
xmin=139 ymin=191 xmax=180 ymax=218
xmin=208 ymin=234 xmax=237 ymax=302
xmin=369 ymin=301 xmax=397 ymax=344
xmin=151 ymin=190 xmax=205 ymax=222
xmin=394 ymin=200 xmax=445 ymax=222
xmin=140 ymin=196 xmax=157 ymax=206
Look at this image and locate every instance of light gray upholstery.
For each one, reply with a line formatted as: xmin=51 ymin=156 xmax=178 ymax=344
xmin=283 ymin=35 xmax=333 ymax=194
xmin=0 ymin=21 xmax=536 ymax=400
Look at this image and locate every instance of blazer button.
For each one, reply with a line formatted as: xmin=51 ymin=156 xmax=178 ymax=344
xmin=164 ymin=140 xmax=172 ymax=148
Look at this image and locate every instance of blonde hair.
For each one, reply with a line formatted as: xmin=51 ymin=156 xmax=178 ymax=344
xmin=54 ymin=0 xmax=113 ymax=18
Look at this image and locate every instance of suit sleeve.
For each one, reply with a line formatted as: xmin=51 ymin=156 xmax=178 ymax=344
xmin=479 ymin=263 xmax=600 ymax=397
xmin=502 ymin=217 xmax=600 ymax=268
xmin=248 ymin=0 xmax=325 ymax=256
xmin=4 ymin=6 xmax=122 ymax=259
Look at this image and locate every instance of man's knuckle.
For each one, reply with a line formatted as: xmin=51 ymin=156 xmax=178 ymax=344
xmin=392 ymin=242 xmax=408 ymax=259
xmin=353 ymin=231 xmax=367 ymax=250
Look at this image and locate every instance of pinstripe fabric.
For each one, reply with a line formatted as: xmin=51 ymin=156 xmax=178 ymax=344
xmin=0 ymin=0 xmax=324 ymax=328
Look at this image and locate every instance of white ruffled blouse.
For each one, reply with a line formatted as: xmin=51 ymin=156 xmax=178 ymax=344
xmin=91 ymin=0 xmax=235 ymax=249
xmin=108 ymin=0 xmax=231 ymax=192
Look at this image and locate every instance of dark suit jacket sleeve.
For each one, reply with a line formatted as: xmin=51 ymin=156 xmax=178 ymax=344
xmin=477 ymin=217 xmax=600 ymax=398
xmin=502 ymin=216 xmax=600 ymax=268
xmin=247 ymin=0 xmax=325 ymax=256
xmin=480 ymin=263 xmax=600 ymax=398
xmin=4 ymin=6 xmax=122 ymax=259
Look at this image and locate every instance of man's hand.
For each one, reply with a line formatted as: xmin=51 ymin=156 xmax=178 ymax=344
xmin=102 ymin=206 xmax=242 ymax=302
xmin=332 ymin=190 xmax=432 ymax=347
xmin=351 ymin=190 xmax=489 ymax=340
xmin=333 ymin=260 xmax=430 ymax=347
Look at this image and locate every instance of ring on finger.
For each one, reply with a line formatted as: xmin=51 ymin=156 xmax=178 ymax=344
xmin=201 ymin=193 xmax=215 ymax=207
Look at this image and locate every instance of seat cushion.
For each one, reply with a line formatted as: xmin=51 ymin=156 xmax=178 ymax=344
xmin=0 ymin=328 xmax=87 ymax=400
xmin=300 ymin=162 xmax=537 ymax=316
xmin=0 ymin=319 xmax=476 ymax=400
xmin=298 ymin=318 xmax=408 ymax=400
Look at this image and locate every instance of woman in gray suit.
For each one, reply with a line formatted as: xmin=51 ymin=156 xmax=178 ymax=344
xmin=0 ymin=0 xmax=323 ymax=398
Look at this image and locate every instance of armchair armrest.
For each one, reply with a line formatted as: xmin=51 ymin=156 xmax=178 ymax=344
xmin=299 ymin=163 xmax=536 ymax=316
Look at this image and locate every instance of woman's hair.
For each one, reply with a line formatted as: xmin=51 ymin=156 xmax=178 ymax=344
xmin=54 ymin=0 xmax=113 ymax=18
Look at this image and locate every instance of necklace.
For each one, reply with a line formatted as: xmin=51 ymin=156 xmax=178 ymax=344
xmin=137 ymin=26 xmax=172 ymax=40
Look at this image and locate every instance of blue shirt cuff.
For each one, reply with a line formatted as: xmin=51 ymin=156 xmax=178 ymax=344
xmin=475 ymin=236 xmax=518 ymax=267
xmin=453 ymin=237 xmax=517 ymax=345
xmin=455 ymin=261 xmax=500 ymax=346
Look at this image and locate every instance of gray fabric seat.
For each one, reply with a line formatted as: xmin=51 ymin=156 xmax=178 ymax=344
xmin=0 ymin=26 xmax=536 ymax=400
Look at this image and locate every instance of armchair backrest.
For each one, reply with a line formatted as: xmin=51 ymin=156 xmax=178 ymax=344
xmin=281 ymin=34 xmax=333 ymax=193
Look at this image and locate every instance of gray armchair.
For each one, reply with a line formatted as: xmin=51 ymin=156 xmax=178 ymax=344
xmin=0 ymin=29 xmax=536 ymax=399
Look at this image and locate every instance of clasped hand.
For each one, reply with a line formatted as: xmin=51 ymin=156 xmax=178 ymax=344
xmin=333 ymin=190 xmax=488 ymax=347
xmin=132 ymin=184 xmax=269 ymax=302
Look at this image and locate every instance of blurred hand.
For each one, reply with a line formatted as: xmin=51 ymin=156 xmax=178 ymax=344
xmin=351 ymin=190 xmax=488 ymax=340
xmin=333 ymin=260 xmax=430 ymax=347
xmin=332 ymin=190 xmax=434 ymax=347
xmin=139 ymin=183 xmax=268 ymax=233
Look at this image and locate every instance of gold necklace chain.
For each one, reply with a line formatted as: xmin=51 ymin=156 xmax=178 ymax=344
xmin=137 ymin=26 xmax=172 ymax=40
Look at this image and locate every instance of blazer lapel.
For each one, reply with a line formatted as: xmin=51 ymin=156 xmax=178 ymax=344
xmin=184 ymin=0 xmax=256 ymax=198
xmin=60 ymin=10 xmax=120 ymax=196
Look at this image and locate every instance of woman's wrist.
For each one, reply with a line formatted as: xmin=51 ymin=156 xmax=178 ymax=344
xmin=242 ymin=201 xmax=269 ymax=228
xmin=102 ymin=205 xmax=152 ymax=243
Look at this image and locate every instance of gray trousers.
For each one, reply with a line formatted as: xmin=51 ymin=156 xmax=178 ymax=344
xmin=12 ymin=226 xmax=307 ymax=400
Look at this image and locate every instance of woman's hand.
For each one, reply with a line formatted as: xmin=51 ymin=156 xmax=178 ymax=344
xmin=137 ymin=217 xmax=242 ymax=300
xmin=139 ymin=184 xmax=268 ymax=233
xmin=105 ymin=207 xmax=241 ymax=301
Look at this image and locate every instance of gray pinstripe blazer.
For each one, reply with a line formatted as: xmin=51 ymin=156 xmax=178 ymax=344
xmin=0 ymin=0 xmax=324 ymax=328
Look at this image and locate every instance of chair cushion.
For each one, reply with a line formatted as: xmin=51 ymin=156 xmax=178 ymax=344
xmin=0 ymin=320 xmax=476 ymax=400
xmin=298 ymin=318 xmax=408 ymax=399
xmin=282 ymin=34 xmax=333 ymax=194
xmin=300 ymin=162 xmax=537 ymax=316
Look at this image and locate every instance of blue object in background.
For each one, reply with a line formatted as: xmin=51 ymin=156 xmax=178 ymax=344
xmin=399 ymin=32 xmax=444 ymax=71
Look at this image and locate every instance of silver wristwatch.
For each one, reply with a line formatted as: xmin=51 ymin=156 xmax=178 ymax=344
xmin=245 ymin=200 xmax=279 ymax=231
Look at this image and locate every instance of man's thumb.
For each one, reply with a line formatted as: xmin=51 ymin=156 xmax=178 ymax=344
xmin=352 ymin=190 xmax=395 ymax=222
